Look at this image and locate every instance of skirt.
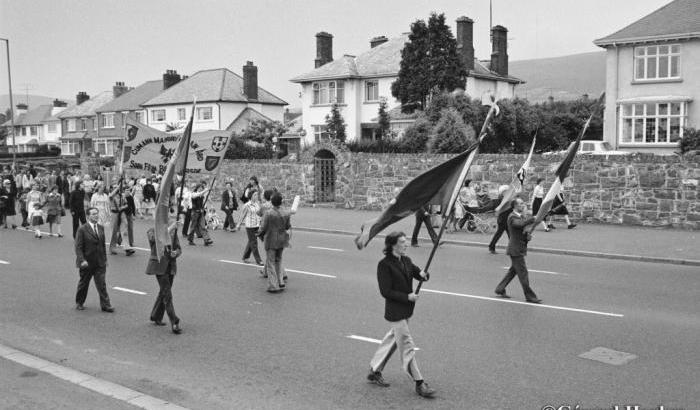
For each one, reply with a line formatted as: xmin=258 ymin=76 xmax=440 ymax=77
xmin=47 ymin=214 xmax=61 ymax=224
xmin=532 ymin=197 xmax=543 ymax=215
xmin=31 ymin=215 xmax=44 ymax=226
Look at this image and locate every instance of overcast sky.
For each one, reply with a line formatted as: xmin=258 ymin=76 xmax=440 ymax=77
xmin=0 ymin=0 xmax=670 ymax=109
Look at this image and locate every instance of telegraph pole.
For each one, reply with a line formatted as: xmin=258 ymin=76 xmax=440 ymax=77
xmin=0 ymin=38 xmax=16 ymax=168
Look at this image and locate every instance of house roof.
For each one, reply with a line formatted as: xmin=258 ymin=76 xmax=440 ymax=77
xmin=225 ymin=107 xmax=274 ymax=134
xmin=57 ymin=91 xmax=114 ymax=119
xmin=1 ymin=104 xmax=53 ymax=127
xmin=594 ymin=0 xmax=700 ymax=46
xmin=142 ymin=68 xmax=287 ymax=106
xmin=371 ymin=106 xmax=420 ymax=122
xmin=290 ymin=33 xmax=522 ymax=84
xmin=96 ymin=80 xmax=164 ymax=113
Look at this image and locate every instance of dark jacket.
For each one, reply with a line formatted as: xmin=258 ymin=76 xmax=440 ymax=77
xmin=506 ymin=212 xmax=535 ymax=257
xmin=145 ymin=228 xmax=181 ymax=275
xmin=377 ymin=254 xmax=425 ymax=322
xmin=69 ymin=189 xmax=85 ymax=214
xmin=143 ymin=184 xmax=157 ymax=202
xmin=258 ymin=207 xmax=291 ymax=250
xmin=220 ymin=189 xmax=238 ymax=211
xmin=74 ymin=222 xmax=107 ymax=269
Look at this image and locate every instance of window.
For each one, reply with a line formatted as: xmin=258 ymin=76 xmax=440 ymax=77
xmin=68 ymin=119 xmax=76 ymax=132
xmin=48 ymin=123 xmax=56 ymax=133
xmin=312 ymin=81 xmax=345 ymax=105
xmin=30 ymin=126 xmax=38 ymax=136
xmin=196 ymin=107 xmax=212 ymax=121
xmin=634 ymin=44 xmax=681 ymax=81
xmin=135 ymin=111 xmax=143 ymax=124
xmin=93 ymin=139 xmax=116 ymax=156
xmin=80 ymin=119 xmax=87 ymax=131
xmin=152 ymin=109 xmax=166 ymax=122
xmin=60 ymin=141 xmax=81 ymax=155
xmin=121 ymin=112 xmax=127 ymax=128
xmin=102 ymin=113 xmax=114 ymax=128
xmin=312 ymin=125 xmax=329 ymax=143
xmin=365 ymin=80 xmax=379 ymax=101
xmin=619 ymin=101 xmax=686 ymax=144
xmin=177 ymin=108 xmax=186 ymax=121
xmin=21 ymin=127 xmax=27 ymax=136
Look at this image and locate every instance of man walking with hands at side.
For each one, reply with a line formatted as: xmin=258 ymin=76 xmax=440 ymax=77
xmin=494 ymin=197 xmax=542 ymax=303
xmin=74 ymin=207 xmax=114 ymax=312
xmin=366 ymin=231 xmax=436 ymax=398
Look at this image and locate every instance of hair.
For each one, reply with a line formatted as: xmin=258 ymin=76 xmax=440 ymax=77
xmin=464 ymin=179 xmax=472 ymax=187
xmin=271 ymin=192 xmax=283 ymax=207
xmin=225 ymin=181 xmax=232 ymax=187
xmin=50 ymin=185 xmax=58 ymax=192
xmin=74 ymin=181 xmax=82 ymax=189
xmin=263 ymin=189 xmax=274 ymax=201
xmin=383 ymin=231 xmax=406 ymax=255
xmin=249 ymin=176 xmax=258 ymax=185
xmin=536 ymin=178 xmax=543 ymax=184
xmin=510 ymin=196 xmax=523 ymax=209
xmin=246 ymin=188 xmax=257 ymax=200
xmin=86 ymin=206 xmax=98 ymax=215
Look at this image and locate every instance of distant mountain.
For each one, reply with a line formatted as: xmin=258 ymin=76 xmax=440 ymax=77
xmin=0 ymin=94 xmax=71 ymax=112
xmin=509 ymin=51 xmax=606 ymax=103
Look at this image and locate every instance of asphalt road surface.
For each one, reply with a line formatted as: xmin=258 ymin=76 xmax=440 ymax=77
xmin=0 ymin=221 xmax=698 ymax=409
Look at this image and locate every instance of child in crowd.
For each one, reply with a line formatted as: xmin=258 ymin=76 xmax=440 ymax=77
xmin=29 ymin=202 xmax=45 ymax=238
xmin=18 ymin=187 xmax=29 ymax=227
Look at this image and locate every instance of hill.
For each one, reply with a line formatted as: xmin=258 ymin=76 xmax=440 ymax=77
xmin=509 ymin=51 xmax=606 ymax=103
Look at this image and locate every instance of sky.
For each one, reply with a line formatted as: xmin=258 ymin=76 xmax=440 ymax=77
xmin=0 ymin=0 xmax=671 ymax=109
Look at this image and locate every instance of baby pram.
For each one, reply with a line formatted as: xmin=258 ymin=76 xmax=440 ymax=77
xmin=453 ymin=193 xmax=499 ymax=234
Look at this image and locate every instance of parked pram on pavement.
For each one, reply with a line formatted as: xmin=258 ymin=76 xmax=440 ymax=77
xmin=450 ymin=193 xmax=500 ymax=234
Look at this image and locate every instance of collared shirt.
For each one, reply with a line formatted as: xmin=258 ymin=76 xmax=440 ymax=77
xmin=241 ymin=202 xmax=260 ymax=228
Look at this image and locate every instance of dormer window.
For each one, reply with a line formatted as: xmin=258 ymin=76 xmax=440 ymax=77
xmin=634 ymin=44 xmax=680 ymax=81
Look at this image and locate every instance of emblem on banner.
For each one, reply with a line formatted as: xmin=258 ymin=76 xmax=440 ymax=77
xmin=211 ymin=136 xmax=229 ymax=153
xmin=126 ymin=125 xmax=138 ymax=142
xmin=160 ymin=145 xmax=175 ymax=164
xmin=205 ymin=156 xmax=220 ymax=171
xmin=195 ymin=149 xmax=205 ymax=161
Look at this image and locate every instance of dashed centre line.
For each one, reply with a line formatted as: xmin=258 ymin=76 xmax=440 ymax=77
xmin=112 ymin=287 xmax=147 ymax=295
xmin=0 ymin=259 xmax=10 ymax=265
xmin=501 ymin=266 xmax=568 ymax=275
xmin=308 ymin=246 xmax=344 ymax=252
xmin=218 ymin=259 xmax=337 ymax=278
xmin=347 ymin=335 xmax=381 ymax=344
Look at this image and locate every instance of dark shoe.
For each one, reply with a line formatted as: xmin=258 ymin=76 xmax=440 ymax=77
xmin=204 ymin=240 xmax=213 ymax=246
xmin=243 ymin=258 xmax=251 ymax=264
xmin=489 ymin=248 xmax=497 ymax=254
xmin=526 ymin=298 xmax=542 ymax=304
xmin=171 ymin=323 xmax=182 ymax=334
xmin=151 ymin=320 xmax=166 ymax=326
xmin=416 ymin=381 xmax=436 ymax=398
xmin=267 ymin=287 xmax=280 ymax=293
xmin=75 ymin=304 xmax=85 ymax=311
xmin=125 ymin=249 xmax=135 ymax=256
xmin=101 ymin=306 xmax=115 ymax=313
xmin=188 ymin=241 xmax=195 ymax=246
xmin=567 ymin=224 xmax=577 ymax=229
xmin=544 ymin=227 xmax=550 ymax=232
xmin=367 ymin=370 xmax=390 ymax=387
xmin=279 ymin=283 xmax=286 ymax=289
xmin=255 ymin=261 xmax=264 ymax=266
xmin=283 ymin=275 xmax=288 ymax=282
xmin=12 ymin=224 xmax=17 ymax=229
xmin=495 ymin=290 xmax=511 ymax=299
xmin=548 ymin=224 xmax=556 ymax=229
xmin=410 ymin=243 xmax=419 ymax=247
xmin=58 ymin=234 xmax=64 ymax=238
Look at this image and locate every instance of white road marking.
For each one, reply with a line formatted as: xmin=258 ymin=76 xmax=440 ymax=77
xmin=501 ymin=266 xmax=568 ymax=275
xmin=308 ymin=246 xmax=344 ymax=252
xmin=112 ymin=287 xmax=147 ymax=295
xmin=421 ymin=288 xmax=624 ymax=318
xmin=347 ymin=335 xmax=381 ymax=344
xmin=218 ymin=260 xmax=337 ymax=278
xmin=105 ymin=243 xmax=149 ymax=252
xmin=0 ymin=259 xmax=10 ymax=265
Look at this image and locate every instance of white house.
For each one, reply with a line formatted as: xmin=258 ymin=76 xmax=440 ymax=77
xmin=140 ymin=63 xmax=287 ymax=133
xmin=2 ymin=100 xmax=67 ymax=153
xmin=594 ymin=0 xmax=700 ymax=154
xmin=290 ymin=17 xmax=523 ymax=145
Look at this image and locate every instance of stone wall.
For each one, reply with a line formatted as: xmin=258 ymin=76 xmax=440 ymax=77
xmin=212 ymin=150 xmax=700 ymax=230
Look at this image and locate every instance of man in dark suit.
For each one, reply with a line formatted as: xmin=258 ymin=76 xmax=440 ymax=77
xmin=257 ymin=192 xmax=290 ymax=293
xmin=74 ymin=207 xmax=113 ymax=312
xmin=146 ymin=223 xmax=182 ymax=334
xmin=366 ymin=231 xmax=436 ymax=398
xmin=488 ymin=186 xmax=512 ymax=254
xmin=220 ymin=182 xmax=238 ymax=232
xmin=410 ymin=204 xmax=438 ymax=247
xmin=70 ymin=181 xmax=87 ymax=238
xmin=494 ymin=197 xmax=541 ymax=303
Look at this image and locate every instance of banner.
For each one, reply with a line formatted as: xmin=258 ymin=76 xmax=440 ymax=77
xmin=122 ymin=119 xmax=231 ymax=176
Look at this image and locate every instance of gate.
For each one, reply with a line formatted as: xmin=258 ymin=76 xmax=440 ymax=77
xmin=314 ymin=149 xmax=336 ymax=202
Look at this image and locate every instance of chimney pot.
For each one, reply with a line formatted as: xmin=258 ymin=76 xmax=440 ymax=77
xmin=113 ymin=81 xmax=129 ymax=98
xmin=163 ymin=70 xmax=182 ymax=89
xmin=315 ymin=32 xmax=333 ymax=68
xmin=370 ymin=36 xmax=389 ymax=48
xmin=243 ymin=61 xmax=258 ymax=101
xmin=490 ymin=25 xmax=509 ymax=76
xmin=456 ymin=16 xmax=475 ymax=72
xmin=76 ymin=92 xmax=90 ymax=105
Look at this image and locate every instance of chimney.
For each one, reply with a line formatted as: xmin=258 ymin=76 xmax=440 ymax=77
xmin=315 ymin=32 xmax=333 ymax=68
xmin=163 ymin=69 xmax=182 ymax=89
xmin=76 ymin=92 xmax=90 ymax=105
xmin=456 ymin=17 xmax=475 ymax=72
xmin=490 ymin=25 xmax=508 ymax=76
xmin=243 ymin=61 xmax=258 ymax=101
xmin=16 ymin=103 xmax=28 ymax=115
xmin=51 ymin=99 xmax=68 ymax=116
xmin=370 ymin=36 xmax=389 ymax=48
xmin=112 ymin=81 xmax=129 ymax=98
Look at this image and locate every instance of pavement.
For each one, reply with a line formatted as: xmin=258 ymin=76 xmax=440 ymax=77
xmin=287 ymin=206 xmax=700 ymax=266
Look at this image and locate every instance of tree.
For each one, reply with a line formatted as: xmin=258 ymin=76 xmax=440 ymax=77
xmin=239 ymin=119 xmax=287 ymax=149
xmin=391 ymin=13 xmax=467 ymax=113
xmin=400 ymin=114 xmax=432 ymax=152
xmin=325 ymin=103 xmax=346 ymax=142
xmin=428 ymin=107 xmax=475 ymax=153
xmin=377 ymin=97 xmax=391 ymax=140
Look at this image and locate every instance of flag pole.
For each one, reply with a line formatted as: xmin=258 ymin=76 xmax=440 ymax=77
xmin=175 ymin=99 xmax=196 ymax=224
xmin=416 ymin=99 xmax=500 ymax=294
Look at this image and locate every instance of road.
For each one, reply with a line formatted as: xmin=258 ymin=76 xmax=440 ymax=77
xmin=0 ymin=220 xmax=698 ymax=409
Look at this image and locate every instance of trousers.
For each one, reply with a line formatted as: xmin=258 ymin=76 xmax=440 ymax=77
xmin=243 ymin=227 xmax=261 ymax=262
xmin=75 ymin=266 xmax=111 ymax=308
xmin=110 ymin=212 xmax=133 ymax=251
xmin=495 ymin=255 xmax=538 ymax=301
xmin=369 ymin=319 xmax=423 ymax=381
xmin=151 ymin=274 xmax=179 ymax=325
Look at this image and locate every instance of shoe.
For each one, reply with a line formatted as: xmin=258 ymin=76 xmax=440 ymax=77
xmin=204 ymin=240 xmax=213 ymax=246
xmin=548 ymin=224 xmax=556 ymax=229
xmin=367 ymin=370 xmax=390 ymax=387
xmin=37 ymin=235 xmax=42 ymax=239
xmin=495 ymin=290 xmax=511 ymax=299
xmin=152 ymin=320 xmax=166 ymax=326
xmin=267 ymin=287 xmax=280 ymax=293
xmin=58 ymin=234 xmax=64 ymax=238
xmin=243 ymin=258 xmax=251 ymax=264
xmin=12 ymin=224 xmax=17 ymax=229
xmin=283 ymin=275 xmax=288 ymax=282
xmin=567 ymin=224 xmax=577 ymax=229
xmin=255 ymin=261 xmax=264 ymax=266
xmin=526 ymin=298 xmax=542 ymax=304
xmin=279 ymin=283 xmax=286 ymax=289
xmin=125 ymin=249 xmax=135 ymax=256
xmin=188 ymin=241 xmax=195 ymax=246
xmin=416 ymin=381 xmax=436 ymax=398
xmin=489 ymin=248 xmax=497 ymax=254
xmin=410 ymin=243 xmax=419 ymax=247
xmin=544 ymin=228 xmax=550 ymax=232
xmin=75 ymin=304 xmax=85 ymax=311
xmin=101 ymin=306 xmax=115 ymax=313
xmin=171 ymin=323 xmax=182 ymax=334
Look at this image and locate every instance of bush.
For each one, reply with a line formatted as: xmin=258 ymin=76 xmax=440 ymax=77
xmin=345 ymin=139 xmax=408 ymax=153
xmin=679 ymin=127 xmax=700 ymax=154
xmin=399 ymin=114 xmax=432 ymax=152
xmin=428 ymin=108 xmax=475 ymax=153
xmin=225 ymin=137 xmax=274 ymax=159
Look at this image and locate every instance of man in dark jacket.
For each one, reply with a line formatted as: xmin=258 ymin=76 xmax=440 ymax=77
xmin=366 ymin=231 xmax=436 ymax=398
xmin=74 ymin=207 xmax=113 ymax=312
xmin=410 ymin=204 xmax=438 ymax=247
xmin=69 ymin=181 xmax=87 ymax=238
xmin=494 ymin=197 xmax=541 ymax=303
xmin=488 ymin=186 xmax=512 ymax=254
xmin=146 ymin=223 xmax=182 ymax=334
xmin=220 ymin=182 xmax=238 ymax=232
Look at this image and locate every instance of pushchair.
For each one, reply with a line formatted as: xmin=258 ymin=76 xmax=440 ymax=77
xmin=451 ymin=193 xmax=499 ymax=234
xmin=206 ymin=207 xmax=224 ymax=230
